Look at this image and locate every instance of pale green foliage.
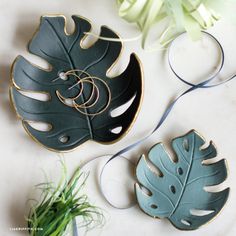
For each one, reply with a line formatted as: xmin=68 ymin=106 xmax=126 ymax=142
xmin=117 ymin=0 xmax=234 ymax=48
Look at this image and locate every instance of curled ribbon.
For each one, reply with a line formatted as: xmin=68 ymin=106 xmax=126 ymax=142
xmin=95 ymin=31 xmax=235 ymax=209
xmin=73 ymin=31 xmax=236 ymax=235
xmin=116 ymin=0 xmax=236 ymax=48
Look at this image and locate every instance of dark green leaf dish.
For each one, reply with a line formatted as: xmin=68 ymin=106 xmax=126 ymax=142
xmin=10 ymin=15 xmax=143 ymax=152
xmin=135 ymin=130 xmax=229 ymax=230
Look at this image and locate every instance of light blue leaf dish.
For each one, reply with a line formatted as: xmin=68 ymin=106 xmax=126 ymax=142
xmin=135 ymin=130 xmax=229 ymax=230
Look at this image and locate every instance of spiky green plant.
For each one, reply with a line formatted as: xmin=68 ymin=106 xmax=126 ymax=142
xmin=27 ymin=163 xmax=104 ymax=236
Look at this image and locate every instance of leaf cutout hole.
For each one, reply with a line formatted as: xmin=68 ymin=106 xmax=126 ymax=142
xmin=181 ymin=219 xmax=192 ymax=226
xmin=146 ymin=158 xmax=163 ymax=177
xmin=183 ymin=138 xmax=189 ymax=152
xmin=110 ymin=94 xmax=136 ymax=118
xmin=62 ymin=98 xmax=74 ymax=107
xmin=190 ymin=209 xmax=215 ymax=216
xmin=25 ymin=53 xmax=52 ymax=71
xmin=170 ymin=185 xmax=176 ymax=194
xmin=81 ymin=27 xmax=101 ymax=49
xmin=59 ymin=135 xmax=70 ymax=143
xmin=202 ymin=158 xmax=218 ymax=165
xmin=163 ymin=141 xmax=178 ymax=162
xmin=110 ymin=126 xmax=123 ymax=134
xmin=19 ymin=90 xmax=50 ymax=102
xmin=150 ymin=204 xmax=158 ymax=209
xmin=64 ymin=17 xmax=76 ymax=35
xmin=27 ymin=121 xmax=52 ymax=132
xmin=106 ymin=55 xmax=131 ymax=78
xmin=177 ymin=167 xmax=183 ymax=175
xmin=199 ymin=140 xmax=211 ymax=151
xmin=204 ymin=183 xmax=226 ymax=193
xmin=139 ymin=184 xmax=152 ymax=197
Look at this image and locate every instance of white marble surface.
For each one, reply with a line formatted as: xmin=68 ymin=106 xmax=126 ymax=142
xmin=0 ymin=0 xmax=236 ymax=235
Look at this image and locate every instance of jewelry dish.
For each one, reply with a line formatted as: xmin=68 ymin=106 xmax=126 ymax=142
xmin=135 ymin=130 xmax=229 ymax=230
xmin=10 ymin=15 xmax=144 ymax=152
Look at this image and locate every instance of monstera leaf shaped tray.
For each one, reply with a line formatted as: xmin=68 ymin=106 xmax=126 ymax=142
xmin=10 ymin=15 xmax=143 ymax=152
xmin=135 ymin=130 xmax=229 ymax=230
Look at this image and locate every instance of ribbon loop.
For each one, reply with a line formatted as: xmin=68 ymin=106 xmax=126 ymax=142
xmin=94 ymin=31 xmax=235 ymax=209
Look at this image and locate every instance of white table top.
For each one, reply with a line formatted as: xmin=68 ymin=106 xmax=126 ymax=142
xmin=0 ymin=1 xmax=236 ymax=236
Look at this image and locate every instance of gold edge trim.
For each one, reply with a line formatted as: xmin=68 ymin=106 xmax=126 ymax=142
xmin=9 ymin=57 xmax=23 ymax=120
xmin=9 ymin=14 xmax=145 ymax=153
xmin=134 ymin=129 xmax=230 ymax=230
xmin=98 ymin=53 xmax=144 ymax=145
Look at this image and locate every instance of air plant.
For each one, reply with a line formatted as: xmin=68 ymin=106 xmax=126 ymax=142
xmin=116 ymin=0 xmax=236 ymax=48
xmin=27 ymin=163 xmax=104 ymax=236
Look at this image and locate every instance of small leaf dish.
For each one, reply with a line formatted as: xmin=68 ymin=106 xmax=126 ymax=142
xmin=135 ymin=130 xmax=229 ymax=230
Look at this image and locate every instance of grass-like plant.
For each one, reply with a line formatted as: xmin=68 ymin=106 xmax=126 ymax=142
xmin=27 ymin=163 xmax=104 ymax=236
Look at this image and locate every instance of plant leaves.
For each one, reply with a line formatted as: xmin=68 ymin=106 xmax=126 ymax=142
xmin=10 ymin=15 xmax=143 ymax=151
xmin=135 ymin=130 xmax=229 ymax=230
xmin=27 ymin=163 xmax=104 ymax=236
